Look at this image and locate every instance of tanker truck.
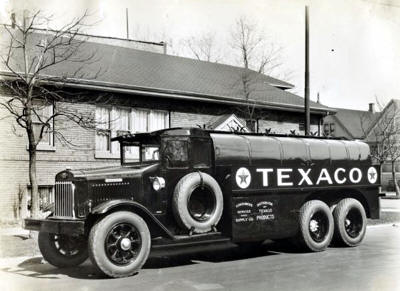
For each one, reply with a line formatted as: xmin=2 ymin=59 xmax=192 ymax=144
xmin=24 ymin=127 xmax=380 ymax=278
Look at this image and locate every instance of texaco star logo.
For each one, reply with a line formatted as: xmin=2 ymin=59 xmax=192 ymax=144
xmin=367 ymin=167 xmax=378 ymax=184
xmin=236 ymin=167 xmax=251 ymax=189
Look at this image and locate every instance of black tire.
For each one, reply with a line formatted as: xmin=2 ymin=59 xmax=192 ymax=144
xmin=333 ymin=198 xmax=367 ymax=247
xmin=173 ymin=172 xmax=223 ymax=234
xmin=38 ymin=231 xmax=88 ymax=268
xmin=88 ymin=211 xmax=151 ymax=278
xmin=295 ymin=200 xmax=334 ymax=252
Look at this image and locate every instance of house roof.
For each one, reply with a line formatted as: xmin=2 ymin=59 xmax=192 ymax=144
xmin=205 ymin=113 xmax=249 ymax=131
xmin=0 ymin=30 xmax=334 ymax=115
xmin=364 ymin=99 xmax=400 ymax=141
xmin=330 ymin=107 xmax=380 ymax=139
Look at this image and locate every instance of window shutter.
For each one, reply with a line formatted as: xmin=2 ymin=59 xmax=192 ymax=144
xmin=95 ymin=107 xmax=111 ymax=152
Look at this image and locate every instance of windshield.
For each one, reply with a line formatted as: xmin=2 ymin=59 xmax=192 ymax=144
xmin=121 ymin=143 xmax=160 ymax=164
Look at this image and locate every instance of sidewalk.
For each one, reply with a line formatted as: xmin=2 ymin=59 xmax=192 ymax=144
xmin=0 ymin=227 xmax=39 ymax=258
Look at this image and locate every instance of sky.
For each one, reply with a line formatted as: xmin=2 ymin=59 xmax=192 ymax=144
xmin=1 ymin=0 xmax=399 ymax=111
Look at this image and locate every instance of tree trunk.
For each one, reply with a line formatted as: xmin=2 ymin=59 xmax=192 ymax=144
xmin=379 ymin=161 xmax=384 ymax=194
xmin=29 ymin=149 xmax=40 ymax=218
xmin=27 ymin=114 xmax=40 ymax=218
xmin=392 ymin=161 xmax=400 ymax=197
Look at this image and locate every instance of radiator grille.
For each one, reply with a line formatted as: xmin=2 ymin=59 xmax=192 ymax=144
xmin=54 ymin=181 xmax=75 ymax=217
xmin=91 ymin=182 xmax=131 ymax=204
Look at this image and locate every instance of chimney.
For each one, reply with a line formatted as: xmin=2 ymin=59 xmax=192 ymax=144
xmin=368 ymin=103 xmax=375 ymax=113
xmin=11 ymin=13 xmax=16 ymax=28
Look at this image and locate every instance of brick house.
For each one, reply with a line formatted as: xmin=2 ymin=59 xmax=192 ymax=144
xmin=0 ymin=33 xmax=334 ymax=221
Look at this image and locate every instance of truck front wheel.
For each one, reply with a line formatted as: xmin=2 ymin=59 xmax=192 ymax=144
xmin=295 ymin=200 xmax=334 ymax=252
xmin=88 ymin=211 xmax=151 ymax=278
xmin=38 ymin=232 xmax=88 ymax=268
xmin=333 ymin=198 xmax=367 ymax=247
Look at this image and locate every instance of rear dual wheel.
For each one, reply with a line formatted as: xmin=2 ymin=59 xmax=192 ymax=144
xmin=296 ymin=200 xmax=334 ymax=252
xmin=295 ymin=198 xmax=367 ymax=252
xmin=332 ymin=198 xmax=367 ymax=247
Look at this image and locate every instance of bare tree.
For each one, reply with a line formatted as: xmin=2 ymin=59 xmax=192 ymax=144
xmin=235 ymin=71 xmax=258 ymax=132
xmin=0 ymin=11 xmax=99 ymax=218
xmin=229 ymin=16 xmax=289 ymax=132
xmin=230 ymin=16 xmax=282 ymax=75
xmin=362 ymin=99 xmax=400 ymax=196
xmin=181 ymin=33 xmax=222 ymax=62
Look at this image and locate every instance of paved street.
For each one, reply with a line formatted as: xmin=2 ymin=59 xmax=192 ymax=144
xmin=0 ymin=224 xmax=399 ymax=291
xmin=1 ymin=197 xmax=399 ymax=291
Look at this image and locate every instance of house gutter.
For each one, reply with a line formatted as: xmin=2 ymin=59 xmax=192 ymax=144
xmin=0 ymin=71 xmax=336 ymax=115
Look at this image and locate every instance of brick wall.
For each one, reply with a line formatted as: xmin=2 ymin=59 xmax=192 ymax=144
xmin=171 ymin=111 xmax=218 ymax=128
xmin=0 ymin=96 xmax=120 ymax=221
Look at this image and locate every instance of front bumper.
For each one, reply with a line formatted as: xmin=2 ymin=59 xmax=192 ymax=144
xmin=24 ymin=218 xmax=85 ymax=236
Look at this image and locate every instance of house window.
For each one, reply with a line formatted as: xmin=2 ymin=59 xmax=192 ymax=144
xmin=95 ymin=106 xmax=169 ymax=158
xmin=131 ymin=109 xmax=169 ymax=133
xmin=299 ymin=122 xmax=305 ymax=132
xmin=330 ymin=123 xmax=335 ymax=135
xmin=149 ymin=110 xmax=169 ymax=131
xmin=27 ymin=185 xmax=54 ymax=211
xmin=31 ymin=103 xmax=54 ymax=150
xmin=323 ymin=122 xmax=335 ymax=136
xmin=245 ymin=119 xmax=256 ymax=132
xmin=115 ymin=107 xmax=131 ymax=136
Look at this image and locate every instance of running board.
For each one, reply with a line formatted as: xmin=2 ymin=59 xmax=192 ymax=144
xmin=151 ymin=232 xmax=231 ymax=249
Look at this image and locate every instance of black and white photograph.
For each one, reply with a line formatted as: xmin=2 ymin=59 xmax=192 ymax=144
xmin=0 ymin=0 xmax=399 ymax=290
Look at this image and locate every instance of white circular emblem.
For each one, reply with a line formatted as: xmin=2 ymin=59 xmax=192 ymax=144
xmin=236 ymin=167 xmax=251 ymax=189
xmin=367 ymin=167 xmax=378 ymax=184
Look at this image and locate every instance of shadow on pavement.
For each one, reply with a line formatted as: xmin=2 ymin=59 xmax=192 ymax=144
xmin=1 ymin=241 xmax=301 ymax=279
xmin=144 ymin=240 xmax=301 ymax=269
xmin=1 ymin=257 xmax=108 ymax=280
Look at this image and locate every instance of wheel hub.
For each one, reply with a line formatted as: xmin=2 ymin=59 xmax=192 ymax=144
xmin=309 ymin=219 xmax=319 ymax=232
xmin=105 ymin=223 xmax=142 ymax=266
xmin=120 ymin=238 xmax=132 ymax=251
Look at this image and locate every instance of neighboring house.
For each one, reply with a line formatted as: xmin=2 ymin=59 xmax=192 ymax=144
xmin=364 ymin=99 xmax=400 ymax=192
xmin=322 ymin=103 xmax=379 ymax=139
xmin=323 ymin=100 xmax=400 ymax=191
xmin=0 ymin=31 xmax=334 ymax=220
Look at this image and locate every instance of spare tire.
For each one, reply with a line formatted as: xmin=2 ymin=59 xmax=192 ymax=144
xmin=173 ymin=172 xmax=223 ymax=234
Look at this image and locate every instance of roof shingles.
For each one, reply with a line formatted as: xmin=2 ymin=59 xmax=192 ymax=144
xmin=0 ymin=31 xmax=333 ymax=114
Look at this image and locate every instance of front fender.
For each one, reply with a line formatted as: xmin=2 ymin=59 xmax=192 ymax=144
xmin=91 ymin=199 xmax=174 ymax=239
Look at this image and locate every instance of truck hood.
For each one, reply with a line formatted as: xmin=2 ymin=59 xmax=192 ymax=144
xmin=68 ymin=163 xmax=159 ymax=180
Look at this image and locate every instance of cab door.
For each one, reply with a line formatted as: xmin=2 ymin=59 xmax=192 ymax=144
xmin=190 ymin=137 xmax=213 ymax=175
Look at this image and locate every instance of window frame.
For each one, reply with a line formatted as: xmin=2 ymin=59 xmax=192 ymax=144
xmin=95 ymin=106 xmax=170 ymax=159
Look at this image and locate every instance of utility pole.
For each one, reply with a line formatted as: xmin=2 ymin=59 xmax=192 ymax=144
xmin=126 ymin=8 xmax=129 ymax=39
xmin=304 ymin=6 xmax=310 ymax=136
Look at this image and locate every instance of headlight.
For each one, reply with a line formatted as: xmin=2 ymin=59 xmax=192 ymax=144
xmin=152 ymin=177 xmax=165 ymax=191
